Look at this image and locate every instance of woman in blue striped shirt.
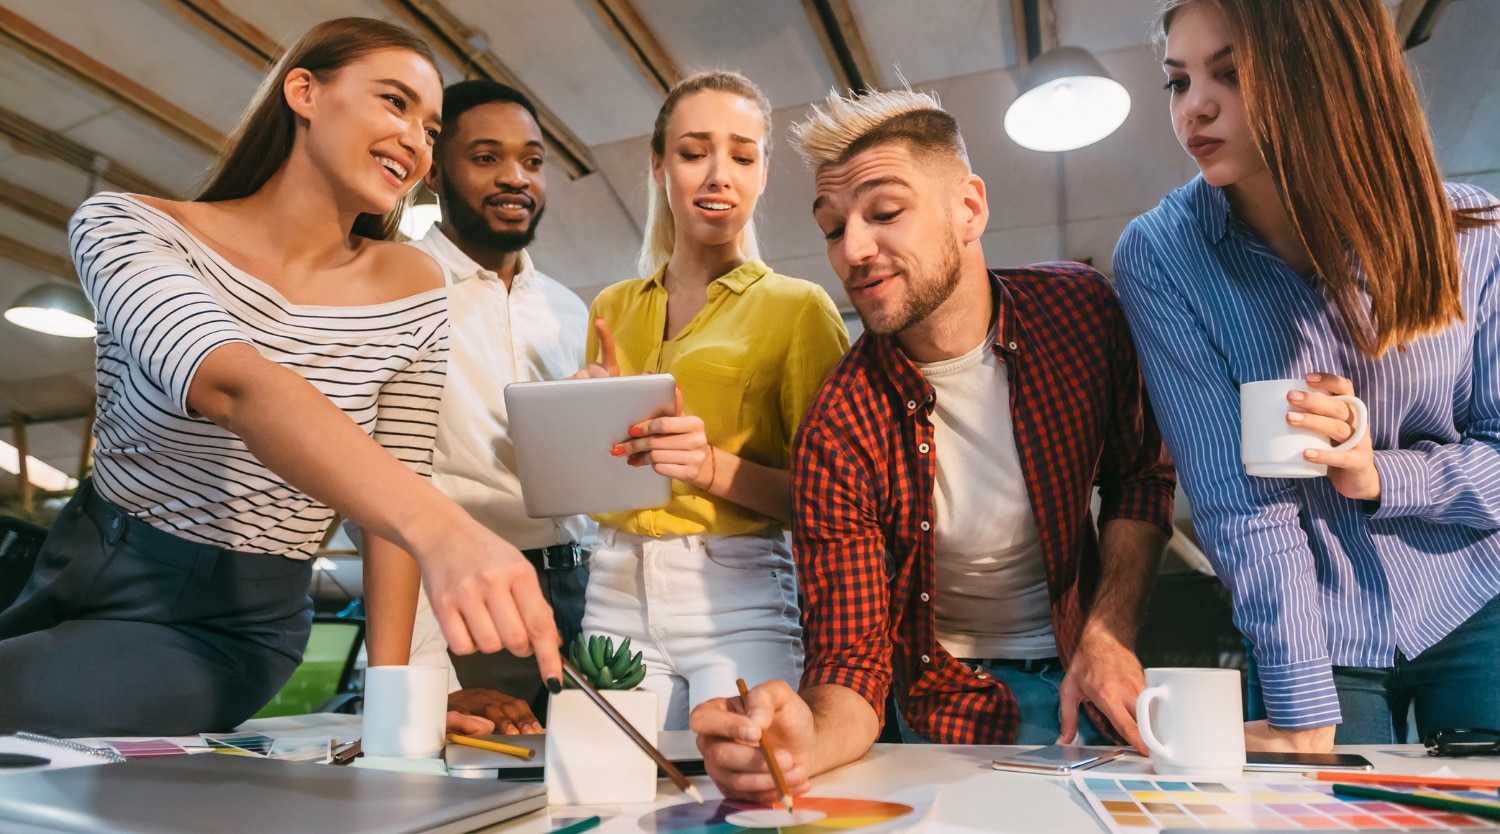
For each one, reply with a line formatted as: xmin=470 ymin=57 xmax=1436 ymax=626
xmin=1114 ymin=0 xmax=1500 ymax=750
xmin=0 ymin=19 xmax=561 ymax=735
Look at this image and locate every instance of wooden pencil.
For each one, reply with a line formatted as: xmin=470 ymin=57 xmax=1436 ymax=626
xmin=1309 ymin=771 xmax=1500 ymax=791
xmin=737 ymin=678 xmax=794 ymax=813
xmin=445 ymin=733 xmax=535 ymax=760
xmin=559 ymin=657 xmax=704 ymax=803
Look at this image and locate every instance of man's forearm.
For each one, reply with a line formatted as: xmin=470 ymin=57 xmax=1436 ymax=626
xmin=1088 ymin=518 xmax=1167 ymax=643
xmin=802 ymin=684 xmax=882 ymax=777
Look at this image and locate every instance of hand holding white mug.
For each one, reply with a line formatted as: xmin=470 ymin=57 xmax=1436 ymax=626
xmin=1241 ymin=374 xmax=1376 ymax=499
xmin=1292 ymin=373 xmax=1381 ymax=501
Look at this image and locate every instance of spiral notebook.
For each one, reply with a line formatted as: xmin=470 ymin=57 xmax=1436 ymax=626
xmin=0 ymin=732 xmax=124 ymax=769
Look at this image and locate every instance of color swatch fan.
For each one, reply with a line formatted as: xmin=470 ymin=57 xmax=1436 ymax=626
xmin=639 ymin=796 xmax=915 ymax=834
xmin=1076 ymin=775 xmax=1500 ymax=832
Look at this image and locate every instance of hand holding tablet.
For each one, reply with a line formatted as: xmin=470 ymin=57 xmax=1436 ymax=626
xmin=506 ymin=374 xmax=679 ymax=518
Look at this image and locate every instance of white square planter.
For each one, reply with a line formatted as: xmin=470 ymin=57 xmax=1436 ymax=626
xmin=544 ymin=688 xmax=658 ymax=805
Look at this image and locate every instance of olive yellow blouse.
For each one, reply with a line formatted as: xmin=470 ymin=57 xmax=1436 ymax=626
xmin=586 ymin=260 xmax=849 ymax=537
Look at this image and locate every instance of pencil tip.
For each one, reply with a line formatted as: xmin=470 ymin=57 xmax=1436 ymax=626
xmin=686 ymin=784 xmax=705 ymax=804
xmin=782 ymin=795 xmax=795 ymax=812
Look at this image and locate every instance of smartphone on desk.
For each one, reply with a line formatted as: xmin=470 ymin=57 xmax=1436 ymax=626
xmin=1244 ymin=751 xmax=1374 ymax=772
xmin=991 ymin=744 xmax=1127 ymax=775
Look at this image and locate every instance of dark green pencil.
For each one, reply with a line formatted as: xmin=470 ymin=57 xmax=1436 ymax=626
xmin=1332 ymin=782 xmax=1500 ymax=821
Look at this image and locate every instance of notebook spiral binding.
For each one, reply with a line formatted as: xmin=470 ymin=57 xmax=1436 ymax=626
xmin=15 ymin=731 xmax=127 ymax=763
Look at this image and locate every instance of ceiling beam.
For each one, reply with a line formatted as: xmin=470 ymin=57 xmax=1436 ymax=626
xmin=155 ymin=0 xmax=282 ymax=70
xmin=1010 ymin=0 xmax=1032 ymax=68
xmin=0 ymin=178 xmax=74 ymax=232
xmin=0 ymin=104 xmax=171 ymax=198
xmin=587 ymin=0 xmax=681 ymax=97
xmin=380 ymin=0 xmax=597 ymax=179
xmin=1395 ymin=0 xmax=1451 ymax=49
xmin=0 ymin=7 xmax=224 ymax=156
xmin=801 ymin=0 xmax=877 ymax=94
xmin=0 ymin=233 xmax=75 ymax=281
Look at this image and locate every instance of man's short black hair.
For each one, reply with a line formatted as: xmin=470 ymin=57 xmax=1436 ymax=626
xmin=441 ymin=80 xmax=539 ymax=133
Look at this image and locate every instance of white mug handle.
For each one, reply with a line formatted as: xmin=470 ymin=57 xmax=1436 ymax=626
xmin=1136 ymin=685 xmax=1171 ymax=760
xmin=1331 ymin=395 xmax=1369 ymax=451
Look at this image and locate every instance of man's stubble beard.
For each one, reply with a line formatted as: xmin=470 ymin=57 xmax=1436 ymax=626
xmin=439 ymin=177 xmax=544 ymax=253
xmin=858 ymin=229 xmax=964 ymax=337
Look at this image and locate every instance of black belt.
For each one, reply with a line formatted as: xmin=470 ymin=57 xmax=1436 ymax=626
xmin=521 ymin=543 xmax=587 ymax=571
xmin=957 ymin=656 xmax=1062 ymax=674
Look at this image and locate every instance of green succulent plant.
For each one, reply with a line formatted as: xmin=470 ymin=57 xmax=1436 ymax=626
xmin=565 ymin=634 xmax=646 ymax=690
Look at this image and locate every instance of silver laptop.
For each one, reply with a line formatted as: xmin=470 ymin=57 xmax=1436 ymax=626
xmin=505 ymin=375 xmax=677 ymax=518
xmin=0 ymin=753 xmax=546 ymax=834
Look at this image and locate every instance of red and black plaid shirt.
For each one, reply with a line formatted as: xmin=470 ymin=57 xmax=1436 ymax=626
xmin=792 ymin=264 xmax=1175 ymax=744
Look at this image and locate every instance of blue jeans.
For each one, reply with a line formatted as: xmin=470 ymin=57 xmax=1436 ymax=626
xmin=897 ymin=658 xmax=1108 ymax=745
xmin=1245 ymin=593 xmax=1500 ymax=744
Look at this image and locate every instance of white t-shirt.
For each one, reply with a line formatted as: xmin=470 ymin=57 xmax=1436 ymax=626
xmin=915 ymin=332 xmax=1057 ymax=660
xmin=403 ymin=227 xmax=594 ymax=688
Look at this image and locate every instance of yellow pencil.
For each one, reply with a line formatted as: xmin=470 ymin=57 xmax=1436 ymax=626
xmin=445 ymin=733 xmax=536 ymax=760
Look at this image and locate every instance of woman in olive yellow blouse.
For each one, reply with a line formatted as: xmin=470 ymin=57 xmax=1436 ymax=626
xmin=584 ymin=70 xmax=849 ymax=730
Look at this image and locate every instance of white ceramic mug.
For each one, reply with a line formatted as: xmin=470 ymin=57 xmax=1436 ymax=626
xmin=1241 ymin=379 xmax=1369 ymax=478
xmin=1135 ymin=667 xmax=1245 ymax=778
xmin=362 ymin=665 xmax=447 ymax=758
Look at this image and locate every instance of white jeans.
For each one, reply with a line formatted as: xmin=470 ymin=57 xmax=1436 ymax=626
xmin=582 ymin=526 xmax=803 ymax=730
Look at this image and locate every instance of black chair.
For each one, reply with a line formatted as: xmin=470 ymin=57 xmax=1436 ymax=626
xmin=0 ymin=516 xmax=48 ymax=611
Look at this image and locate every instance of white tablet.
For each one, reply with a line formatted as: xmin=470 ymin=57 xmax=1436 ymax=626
xmin=505 ymin=374 xmax=677 ymax=518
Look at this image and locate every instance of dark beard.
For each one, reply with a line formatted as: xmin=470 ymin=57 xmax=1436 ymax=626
xmin=439 ymin=178 xmax=543 ymax=252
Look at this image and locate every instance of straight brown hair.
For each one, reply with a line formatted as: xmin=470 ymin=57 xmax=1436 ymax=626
xmin=1158 ymin=0 xmax=1498 ymax=357
xmin=196 ymin=17 xmax=440 ymax=241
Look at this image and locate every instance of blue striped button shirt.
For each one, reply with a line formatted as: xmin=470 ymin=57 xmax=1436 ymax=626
xmin=1113 ymin=176 xmax=1500 ymax=728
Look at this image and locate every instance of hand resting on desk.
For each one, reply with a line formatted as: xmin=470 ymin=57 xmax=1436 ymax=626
xmin=447 ymin=688 xmax=543 ymax=735
xmin=1244 ymin=720 xmax=1336 ymax=753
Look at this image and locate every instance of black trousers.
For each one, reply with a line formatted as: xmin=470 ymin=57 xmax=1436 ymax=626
xmin=0 ymin=481 xmax=312 ymax=736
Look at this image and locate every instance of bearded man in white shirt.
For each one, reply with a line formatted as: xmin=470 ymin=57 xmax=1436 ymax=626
xmin=403 ymin=80 xmax=594 ymax=732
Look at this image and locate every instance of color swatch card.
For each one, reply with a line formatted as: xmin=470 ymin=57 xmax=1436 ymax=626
xmin=1075 ymin=775 xmax=1500 ymax=832
xmin=103 ymin=738 xmax=195 ymax=760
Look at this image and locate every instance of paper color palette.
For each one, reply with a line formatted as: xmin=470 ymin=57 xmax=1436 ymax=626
xmin=104 ymin=739 xmax=193 ymax=760
xmin=1076 ymin=776 xmax=1500 ymax=832
xmin=639 ymin=797 xmax=914 ymax=833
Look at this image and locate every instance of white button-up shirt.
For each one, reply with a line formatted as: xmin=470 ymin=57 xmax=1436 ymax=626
xmin=406 ymin=226 xmax=594 ymax=685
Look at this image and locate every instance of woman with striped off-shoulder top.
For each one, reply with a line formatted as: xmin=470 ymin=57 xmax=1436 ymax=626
xmin=0 ymin=19 xmax=563 ymax=736
xmin=1113 ymin=0 xmax=1500 ymax=750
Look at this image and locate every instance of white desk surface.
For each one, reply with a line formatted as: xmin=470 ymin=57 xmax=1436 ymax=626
xmin=481 ymin=744 xmax=1500 ymax=834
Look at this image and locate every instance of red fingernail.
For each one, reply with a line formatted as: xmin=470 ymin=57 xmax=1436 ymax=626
xmin=610 ymin=445 xmax=624 ymax=456
xmin=629 ymin=426 xmax=643 ymax=437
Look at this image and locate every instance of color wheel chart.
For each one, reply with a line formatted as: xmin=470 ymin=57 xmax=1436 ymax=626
xmin=638 ymin=797 xmax=915 ymax=834
xmin=1076 ymin=775 xmax=1500 ymax=831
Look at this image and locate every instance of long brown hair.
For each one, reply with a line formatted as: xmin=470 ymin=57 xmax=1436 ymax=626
xmin=1157 ymin=0 xmax=1498 ymax=356
xmin=639 ymin=70 xmax=772 ymax=277
xmin=196 ymin=17 xmax=440 ymax=240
